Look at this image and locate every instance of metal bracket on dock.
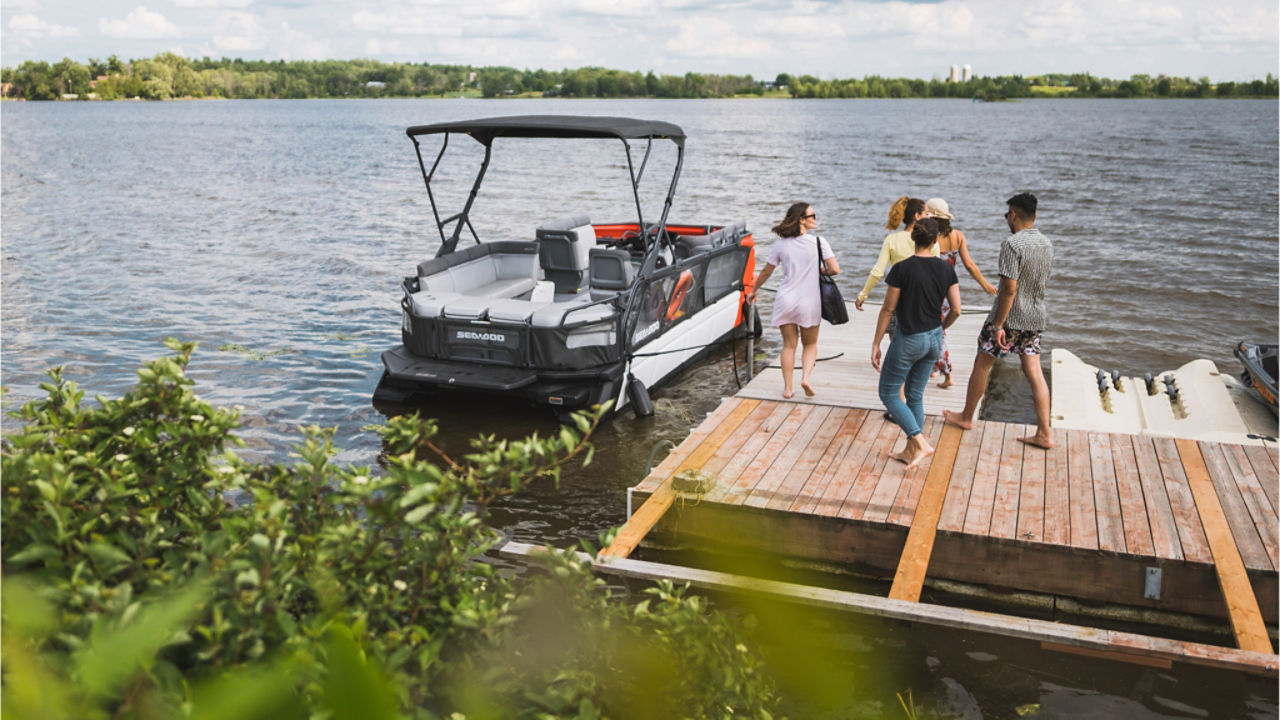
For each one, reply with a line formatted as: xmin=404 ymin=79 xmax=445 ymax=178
xmin=1144 ymin=566 xmax=1162 ymax=601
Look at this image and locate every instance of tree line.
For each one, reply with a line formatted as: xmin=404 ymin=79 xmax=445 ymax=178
xmin=2 ymin=53 xmax=1276 ymax=101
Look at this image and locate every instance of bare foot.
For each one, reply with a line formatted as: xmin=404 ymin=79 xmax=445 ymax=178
xmin=937 ymin=375 xmax=954 ymax=388
xmin=782 ymin=389 xmax=794 ymax=399
xmin=890 ymin=449 xmax=912 ymax=464
xmin=801 ymin=381 xmax=815 ymax=397
xmin=904 ymin=444 xmax=935 ymax=470
xmin=1017 ymin=434 xmax=1054 ymax=449
xmin=942 ymin=409 xmax=973 ymax=430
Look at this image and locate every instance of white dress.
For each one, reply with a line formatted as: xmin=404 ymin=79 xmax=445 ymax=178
xmin=766 ymin=233 xmax=834 ymax=328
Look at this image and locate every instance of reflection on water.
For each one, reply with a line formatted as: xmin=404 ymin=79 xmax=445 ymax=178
xmin=3 ymin=98 xmax=1277 ymax=717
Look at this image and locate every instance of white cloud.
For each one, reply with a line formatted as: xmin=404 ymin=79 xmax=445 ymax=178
xmin=664 ymin=17 xmax=770 ymax=59
xmin=8 ymin=13 xmax=81 ymax=38
xmin=350 ymin=7 xmax=466 ymax=36
xmin=210 ymin=11 xmax=265 ymax=52
xmin=98 ymin=6 xmax=180 ymax=39
xmin=174 ymin=0 xmax=255 ymax=8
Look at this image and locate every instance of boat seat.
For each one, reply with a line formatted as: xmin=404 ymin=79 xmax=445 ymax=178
xmin=441 ymin=295 xmax=492 ymax=320
xmin=530 ymin=294 xmax=616 ymax=328
xmin=588 ymin=248 xmax=634 ymax=301
xmin=488 ymin=298 xmax=556 ymax=323
xmin=417 ymin=241 xmax=539 ymax=295
xmin=537 ymin=215 xmax=595 ymax=294
xmin=673 ymin=230 xmax=719 ymax=261
xmin=462 ymin=277 xmax=538 ymax=299
xmin=411 ymin=289 xmax=462 ymax=318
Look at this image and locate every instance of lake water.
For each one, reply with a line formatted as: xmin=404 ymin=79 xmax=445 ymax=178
xmin=3 ymin=97 xmax=1277 ymax=717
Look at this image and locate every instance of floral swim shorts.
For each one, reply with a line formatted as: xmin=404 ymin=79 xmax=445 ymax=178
xmin=977 ymin=321 xmax=1042 ymax=357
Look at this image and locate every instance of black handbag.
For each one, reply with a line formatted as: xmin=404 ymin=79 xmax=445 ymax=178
xmin=817 ymin=236 xmax=848 ymax=325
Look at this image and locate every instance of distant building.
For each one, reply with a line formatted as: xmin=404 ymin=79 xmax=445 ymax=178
xmin=962 ymin=64 xmax=972 ymax=82
xmin=366 ymin=81 xmax=386 ymax=89
xmin=949 ymin=65 xmax=960 ymax=83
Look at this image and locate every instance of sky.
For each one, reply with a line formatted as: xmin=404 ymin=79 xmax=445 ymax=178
xmin=2 ymin=0 xmax=1277 ymax=81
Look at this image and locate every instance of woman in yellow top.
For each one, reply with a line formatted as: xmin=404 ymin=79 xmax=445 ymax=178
xmin=854 ymin=196 xmax=936 ymax=312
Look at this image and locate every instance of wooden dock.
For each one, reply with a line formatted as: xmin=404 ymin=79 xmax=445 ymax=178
xmin=589 ymin=303 xmax=1279 ymax=675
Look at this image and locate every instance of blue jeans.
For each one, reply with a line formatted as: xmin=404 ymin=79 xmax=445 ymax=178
xmin=878 ymin=326 xmax=944 ymax=439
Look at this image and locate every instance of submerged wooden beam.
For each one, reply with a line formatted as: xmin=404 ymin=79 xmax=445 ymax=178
xmin=600 ymin=397 xmax=761 ymax=559
xmin=889 ymin=423 xmax=963 ymax=602
xmin=1176 ymin=438 xmax=1273 ymax=654
xmin=499 ymin=541 xmax=1278 ymax=677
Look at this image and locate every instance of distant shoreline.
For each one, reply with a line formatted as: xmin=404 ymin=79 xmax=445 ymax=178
xmin=3 ymin=55 xmax=1275 ymax=101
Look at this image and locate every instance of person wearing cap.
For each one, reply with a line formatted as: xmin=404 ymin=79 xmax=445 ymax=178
xmin=924 ymin=198 xmax=997 ymax=389
xmin=943 ymin=192 xmax=1055 ymax=450
xmin=854 ymin=196 xmax=938 ymax=312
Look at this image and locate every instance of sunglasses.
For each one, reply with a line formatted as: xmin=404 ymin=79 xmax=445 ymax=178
xmin=803 ymin=213 xmax=817 ymax=219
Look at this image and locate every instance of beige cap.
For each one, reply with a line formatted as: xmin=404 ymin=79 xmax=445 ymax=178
xmin=925 ymin=198 xmax=954 ymax=220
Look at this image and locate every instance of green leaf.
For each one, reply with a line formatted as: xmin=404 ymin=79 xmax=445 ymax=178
xmin=7 ymin=543 xmax=61 ymax=566
xmin=85 ymin=542 xmax=131 ymax=567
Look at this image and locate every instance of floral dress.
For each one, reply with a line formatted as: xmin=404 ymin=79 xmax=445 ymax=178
xmin=933 ymin=249 xmax=961 ymax=375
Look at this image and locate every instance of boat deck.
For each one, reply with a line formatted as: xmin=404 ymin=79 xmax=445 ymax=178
xmin=592 ymin=303 xmax=1279 ymax=675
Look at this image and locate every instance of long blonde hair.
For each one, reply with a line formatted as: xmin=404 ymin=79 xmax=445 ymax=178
xmin=885 ymin=196 xmax=926 ymax=230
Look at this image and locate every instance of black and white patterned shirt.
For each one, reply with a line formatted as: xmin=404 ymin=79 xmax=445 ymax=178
xmin=987 ymin=227 xmax=1053 ymax=331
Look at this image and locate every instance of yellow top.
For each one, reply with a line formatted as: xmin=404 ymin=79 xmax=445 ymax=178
xmin=857 ymin=230 xmax=939 ymax=302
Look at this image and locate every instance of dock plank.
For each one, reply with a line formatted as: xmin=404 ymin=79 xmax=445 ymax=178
xmin=963 ymin=421 xmax=1006 ymax=536
xmin=1153 ymin=437 xmax=1212 ymax=565
xmin=745 ymin=405 xmax=833 ymax=509
xmin=1016 ymin=427 xmax=1047 ymax=543
xmin=1067 ymin=430 xmax=1099 ymax=550
xmin=937 ymin=421 xmax=986 ymax=533
xmin=788 ymin=408 xmax=868 ymax=515
xmin=1131 ymin=434 xmax=1184 ymax=561
xmin=808 ymin=410 xmax=883 ymax=517
xmin=1042 ymin=427 xmax=1072 ymax=546
xmin=889 ymin=422 xmax=964 ymax=601
xmin=990 ymin=423 xmax=1027 ymax=540
xmin=701 ymin=401 xmax=797 ymax=505
xmin=1175 ymin=439 xmax=1273 ymax=654
xmin=725 ymin=403 xmax=816 ymax=507
xmin=1089 ymin=431 xmax=1126 ymax=553
xmin=1199 ymin=442 xmax=1271 ymax=572
xmin=1242 ymin=444 xmax=1279 ymax=515
xmin=839 ymin=416 xmax=901 ymax=521
xmin=1111 ymin=434 xmax=1155 ymax=558
xmin=763 ymin=407 xmax=846 ymax=511
xmin=1223 ymin=444 xmax=1279 ymax=569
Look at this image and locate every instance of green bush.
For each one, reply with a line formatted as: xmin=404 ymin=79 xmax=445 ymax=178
xmin=2 ymin=340 xmax=780 ymax=718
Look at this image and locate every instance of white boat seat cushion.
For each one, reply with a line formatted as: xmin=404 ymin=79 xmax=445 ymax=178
xmin=441 ymin=295 xmax=492 ymax=320
xmin=537 ymin=215 xmax=595 ymax=294
xmin=488 ymin=298 xmax=555 ymax=323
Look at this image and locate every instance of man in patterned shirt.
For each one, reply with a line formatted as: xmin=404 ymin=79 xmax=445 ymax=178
xmin=943 ymin=192 xmax=1055 ymax=449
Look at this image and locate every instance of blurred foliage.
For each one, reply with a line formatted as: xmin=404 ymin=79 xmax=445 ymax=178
xmin=1 ymin=340 xmax=782 ymax=718
xmin=785 ymin=71 xmax=1278 ymax=99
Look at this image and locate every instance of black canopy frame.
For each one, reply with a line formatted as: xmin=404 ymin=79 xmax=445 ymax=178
xmin=406 ymin=115 xmax=687 ymax=258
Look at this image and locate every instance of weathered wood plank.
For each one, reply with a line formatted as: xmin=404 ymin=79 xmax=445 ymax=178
xmin=1175 ymin=438 xmax=1273 ymax=654
xmin=744 ymin=405 xmax=833 ymax=509
xmin=1110 ymin=433 xmax=1154 ymax=557
xmin=601 ymin=398 xmax=761 ymax=558
xmin=721 ymin=403 xmax=814 ymax=506
xmin=501 ymin=543 xmax=1279 ymax=677
xmin=1042 ymin=427 xmax=1072 ymax=546
xmin=989 ymin=423 xmax=1026 ymax=540
xmin=839 ymin=417 xmax=902 ymax=521
xmin=963 ymin=420 xmax=1006 ymax=535
xmin=633 ymin=396 xmax=743 ymax=493
xmin=807 ymin=410 xmax=883 ymax=517
xmin=938 ymin=420 xmax=985 ymax=533
xmin=1223 ymin=444 xmax=1279 ymax=570
xmin=1089 ymin=431 xmax=1126 ymax=553
xmin=701 ymin=401 xmax=797 ymax=504
xmin=1243 ymin=444 xmax=1279 ymax=512
xmin=1016 ymin=425 xmax=1047 ymax=543
xmin=788 ymin=408 xmax=868 ymax=515
xmin=1130 ymin=434 xmax=1183 ymax=561
xmin=888 ymin=423 xmax=964 ymax=601
xmin=1067 ymin=429 xmax=1098 ymax=550
xmin=763 ymin=407 xmax=846 ymax=511
xmin=1153 ymin=436 xmax=1212 ymax=564
xmin=1198 ymin=442 xmax=1271 ymax=572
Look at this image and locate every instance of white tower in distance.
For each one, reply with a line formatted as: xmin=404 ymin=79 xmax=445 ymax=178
xmin=962 ymin=64 xmax=972 ymax=82
xmin=949 ymin=65 xmax=960 ymax=82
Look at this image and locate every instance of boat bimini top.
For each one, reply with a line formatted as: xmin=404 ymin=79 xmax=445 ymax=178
xmin=406 ymin=115 xmax=686 ymax=266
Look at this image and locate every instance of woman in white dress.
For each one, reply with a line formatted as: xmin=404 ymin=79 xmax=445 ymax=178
xmin=746 ymin=202 xmax=840 ymax=399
